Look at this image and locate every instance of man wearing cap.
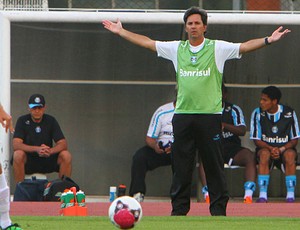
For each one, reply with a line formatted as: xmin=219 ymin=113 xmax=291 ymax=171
xmin=12 ymin=94 xmax=72 ymax=182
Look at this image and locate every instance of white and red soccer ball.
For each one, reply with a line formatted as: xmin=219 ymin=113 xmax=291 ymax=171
xmin=108 ymin=196 xmax=143 ymax=229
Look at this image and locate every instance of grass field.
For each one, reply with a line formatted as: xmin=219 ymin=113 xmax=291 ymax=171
xmin=11 ymin=216 xmax=300 ymax=230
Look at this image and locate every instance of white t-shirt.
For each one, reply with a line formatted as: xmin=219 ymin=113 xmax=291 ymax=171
xmin=147 ymin=102 xmax=174 ymax=145
xmin=155 ymin=39 xmax=241 ymax=73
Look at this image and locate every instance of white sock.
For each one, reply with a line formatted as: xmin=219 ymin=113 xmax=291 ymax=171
xmin=244 ymin=189 xmax=254 ymax=198
xmin=259 ymin=192 xmax=267 ymax=199
xmin=0 ymin=174 xmax=11 ymax=229
xmin=286 ymin=191 xmax=295 ymax=199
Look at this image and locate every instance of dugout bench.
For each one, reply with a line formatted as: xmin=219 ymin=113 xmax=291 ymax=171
xmin=132 ymin=132 xmax=300 ymax=200
xmin=196 ymin=131 xmax=300 ymax=201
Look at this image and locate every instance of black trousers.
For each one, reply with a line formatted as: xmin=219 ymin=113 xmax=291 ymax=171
xmin=170 ymin=114 xmax=229 ymax=216
xmin=129 ymin=145 xmax=172 ymax=196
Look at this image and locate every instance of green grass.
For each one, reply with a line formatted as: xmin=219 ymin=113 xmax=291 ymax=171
xmin=10 ymin=216 xmax=300 ymax=230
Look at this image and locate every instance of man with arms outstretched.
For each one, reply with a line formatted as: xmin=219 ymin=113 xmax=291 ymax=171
xmin=102 ymin=7 xmax=290 ymax=216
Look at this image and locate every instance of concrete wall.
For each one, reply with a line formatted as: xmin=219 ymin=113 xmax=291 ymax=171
xmin=9 ymin=22 xmax=300 ymax=197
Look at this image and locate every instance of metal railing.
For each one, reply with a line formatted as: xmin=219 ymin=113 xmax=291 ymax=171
xmin=0 ymin=0 xmax=48 ymax=11
xmin=1 ymin=0 xmax=300 ymax=12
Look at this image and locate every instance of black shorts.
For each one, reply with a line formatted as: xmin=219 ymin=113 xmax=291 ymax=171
xmin=25 ymin=153 xmax=59 ymax=174
xmin=223 ymin=143 xmax=245 ymax=165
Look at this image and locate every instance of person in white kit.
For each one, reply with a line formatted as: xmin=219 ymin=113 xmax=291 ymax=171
xmin=0 ymin=104 xmax=22 ymax=230
xmin=129 ymin=101 xmax=175 ymax=202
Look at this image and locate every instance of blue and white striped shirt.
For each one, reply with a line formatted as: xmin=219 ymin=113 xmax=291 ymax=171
xmin=250 ymin=104 xmax=300 ymax=146
xmin=147 ymin=102 xmax=174 ymax=145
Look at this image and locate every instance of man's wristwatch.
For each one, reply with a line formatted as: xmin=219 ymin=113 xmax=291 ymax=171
xmin=265 ymin=37 xmax=271 ymax=45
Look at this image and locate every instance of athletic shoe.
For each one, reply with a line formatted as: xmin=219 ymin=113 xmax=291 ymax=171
xmin=2 ymin=223 xmax=23 ymax=230
xmin=133 ymin=192 xmax=144 ymax=202
xmin=256 ymin=197 xmax=267 ymax=203
xmin=204 ymin=194 xmax=210 ymax=204
xmin=286 ymin=197 xmax=295 ymax=203
xmin=243 ymin=196 xmax=252 ymax=204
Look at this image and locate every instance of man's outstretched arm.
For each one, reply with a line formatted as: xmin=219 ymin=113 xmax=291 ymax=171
xmin=239 ymin=26 xmax=291 ymax=54
xmin=102 ymin=19 xmax=156 ymax=51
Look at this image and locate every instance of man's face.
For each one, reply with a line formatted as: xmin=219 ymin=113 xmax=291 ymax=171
xmin=29 ymin=106 xmax=45 ymax=121
xmin=259 ymin=93 xmax=277 ymax=112
xmin=185 ymin=14 xmax=207 ymax=40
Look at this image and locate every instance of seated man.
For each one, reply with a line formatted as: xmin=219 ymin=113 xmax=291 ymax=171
xmin=199 ymin=84 xmax=257 ymax=203
xmin=12 ymin=94 xmax=72 ymax=182
xmin=250 ymin=86 xmax=300 ymax=203
xmin=129 ymin=101 xmax=175 ymax=202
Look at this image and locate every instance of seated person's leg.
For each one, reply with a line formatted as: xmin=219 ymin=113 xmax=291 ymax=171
xmin=197 ymin=161 xmax=209 ymax=203
xmin=13 ymin=150 xmax=72 ymax=182
xmin=129 ymin=146 xmax=171 ymax=201
xmin=232 ymin=148 xmax=256 ymax=203
xmin=257 ymin=148 xmax=271 ymax=203
xmin=129 ymin=146 xmax=150 ymax=198
xmin=283 ymin=149 xmax=297 ymax=202
xmin=12 ymin=150 xmax=27 ymax=183
xmin=57 ymin=150 xmax=72 ymax=178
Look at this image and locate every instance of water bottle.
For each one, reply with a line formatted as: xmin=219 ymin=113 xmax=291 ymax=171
xmin=65 ymin=190 xmax=75 ymax=208
xmin=76 ymin=190 xmax=86 ymax=207
xmin=60 ymin=191 xmax=67 ymax=209
xmin=117 ymin=184 xmax=126 ymax=197
xmin=109 ymin=186 xmax=117 ymax=202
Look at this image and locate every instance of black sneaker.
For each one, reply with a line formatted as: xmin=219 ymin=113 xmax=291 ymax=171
xmin=2 ymin=223 xmax=23 ymax=230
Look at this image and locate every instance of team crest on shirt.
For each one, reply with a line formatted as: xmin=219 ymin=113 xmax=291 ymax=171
xmin=207 ymin=41 xmax=214 ymax=46
xmin=25 ymin=120 xmax=30 ymax=125
xmin=35 ymin=126 xmax=41 ymax=133
xmin=34 ymin=97 xmax=41 ymax=103
xmin=272 ymin=126 xmax=278 ymax=134
xmin=190 ymin=56 xmax=197 ymax=64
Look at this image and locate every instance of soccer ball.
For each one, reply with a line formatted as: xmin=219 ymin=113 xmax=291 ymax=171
xmin=108 ymin=196 xmax=143 ymax=229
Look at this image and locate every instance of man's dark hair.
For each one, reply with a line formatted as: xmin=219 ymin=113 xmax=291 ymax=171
xmin=262 ymin=86 xmax=282 ymax=103
xmin=183 ymin=7 xmax=208 ymax=25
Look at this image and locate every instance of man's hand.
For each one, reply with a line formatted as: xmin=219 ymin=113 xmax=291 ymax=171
xmin=158 ymin=141 xmax=172 ymax=154
xmin=102 ymin=19 xmax=123 ymax=35
xmin=268 ymin=26 xmax=291 ymax=43
xmin=164 ymin=146 xmax=172 ymax=154
xmin=0 ymin=105 xmax=14 ymax=133
xmin=154 ymin=143 xmax=165 ymax=154
xmin=270 ymin=147 xmax=281 ymax=160
xmin=37 ymin=144 xmax=51 ymax=158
